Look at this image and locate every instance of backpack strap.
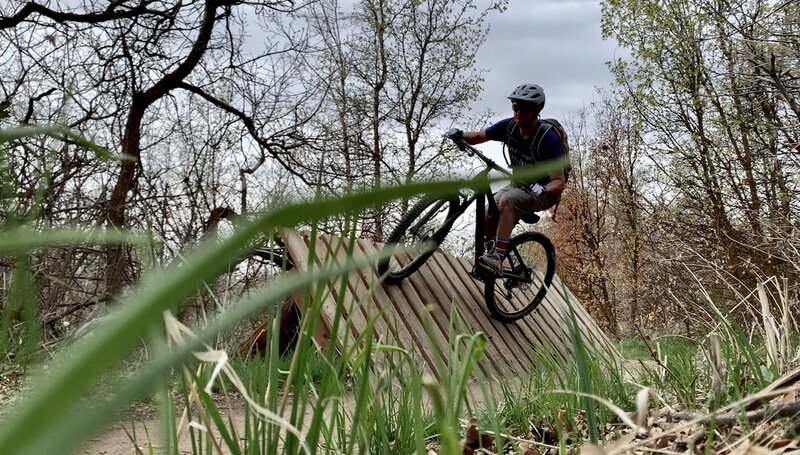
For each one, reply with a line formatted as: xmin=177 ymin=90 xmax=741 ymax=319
xmin=504 ymin=118 xmax=565 ymax=221
xmin=530 ymin=121 xmax=554 ymax=162
xmin=501 ymin=119 xmax=516 ymax=167
xmin=504 ymin=119 xmax=554 ymax=164
xmin=531 ymin=120 xmax=565 ymax=222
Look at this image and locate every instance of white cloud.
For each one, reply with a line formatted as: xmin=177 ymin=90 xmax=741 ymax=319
xmin=474 ymin=0 xmax=622 ymax=123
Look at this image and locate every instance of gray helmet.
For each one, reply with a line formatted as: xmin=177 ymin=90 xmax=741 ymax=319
xmin=508 ymin=83 xmax=545 ymax=110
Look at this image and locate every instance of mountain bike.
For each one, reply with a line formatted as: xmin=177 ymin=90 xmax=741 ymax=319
xmin=377 ymin=140 xmax=556 ymax=323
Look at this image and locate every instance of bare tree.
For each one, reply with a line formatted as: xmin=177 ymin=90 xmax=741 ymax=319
xmin=552 ymin=110 xmax=619 ymax=335
xmin=1 ymin=0 xmax=323 ymax=299
xmin=602 ymin=0 xmax=800 ymax=303
xmin=305 ymin=0 xmax=505 ymax=240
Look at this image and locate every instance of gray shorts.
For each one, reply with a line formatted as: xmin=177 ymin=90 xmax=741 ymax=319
xmin=494 ymin=184 xmax=560 ymax=220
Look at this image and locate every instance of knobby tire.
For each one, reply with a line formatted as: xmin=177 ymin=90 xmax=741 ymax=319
xmin=483 ymin=231 xmax=556 ymax=323
xmin=377 ymin=196 xmax=460 ymax=284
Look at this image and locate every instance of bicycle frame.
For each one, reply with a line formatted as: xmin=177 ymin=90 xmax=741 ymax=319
xmin=438 ymin=142 xmax=514 ymax=267
xmin=379 ymin=138 xmax=554 ymax=321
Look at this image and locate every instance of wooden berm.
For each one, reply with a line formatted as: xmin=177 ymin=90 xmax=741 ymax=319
xmin=250 ymin=229 xmax=619 ymax=381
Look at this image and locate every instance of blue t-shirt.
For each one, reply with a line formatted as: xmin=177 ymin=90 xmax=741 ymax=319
xmin=485 ymin=118 xmax=563 ymax=185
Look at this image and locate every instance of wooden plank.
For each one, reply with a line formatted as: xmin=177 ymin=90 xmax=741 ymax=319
xmin=447 ymin=251 xmax=558 ymax=371
xmin=403 ymin=260 xmax=459 ymax=352
xmin=350 ymin=238 xmax=416 ymax=349
xmin=318 ymin=234 xmax=387 ymax=345
xmin=511 ymin=269 xmax=578 ymax=362
xmin=309 ymin=234 xmax=372 ymax=352
xmin=391 ymin=252 xmax=460 ymax=378
xmin=487 ymin=269 xmax=573 ymax=367
xmin=518 ymin=270 xmax=575 ymax=347
xmin=551 ymin=275 xmax=621 ymax=362
xmin=540 ymin=297 xmax=583 ymax=361
xmin=435 ymin=254 xmax=528 ymax=377
xmin=279 ymin=229 xmax=617 ymax=385
xmin=297 ymin=232 xmax=386 ymax=357
xmin=525 ymin=286 xmax=575 ymax=360
xmin=321 ymin=235 xmax=432 ymax=386
xmin=429 ymin=252 xmax=533 ymax=379
xmin=357 ymin=240 xmax=446 ymax=377
xmin=281 ymin=229 xmax=340 ymax=352
xmin=420 ymin=251 xmax=510 ymax=380
xmin=545 ymin=274 xmax=614 ymax=359
xmin=533 ymin=291 xmax=578 ymax=365
xmin=448 ymin=254 xmax=571 ymax=368
xmin=360 ymin=240 xmax=442 ymax=359
xmin=485 ymin=270 xmax=569 ymax=363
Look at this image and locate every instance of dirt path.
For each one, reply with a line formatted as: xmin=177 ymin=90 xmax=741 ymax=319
xmin=76 ymin=381 xmax=506 ymax=454
xmin=76 ymin=396 xmax=242 ymax=455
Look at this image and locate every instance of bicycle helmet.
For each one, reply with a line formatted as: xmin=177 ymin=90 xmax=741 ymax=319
xmin=508 ymin=83 xmax=545 ymax=111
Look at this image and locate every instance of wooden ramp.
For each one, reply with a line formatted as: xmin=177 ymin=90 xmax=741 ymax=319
xmin=281 ymin=229 xmax=619 ymax=381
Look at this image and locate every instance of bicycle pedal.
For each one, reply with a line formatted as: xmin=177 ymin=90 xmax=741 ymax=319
xmin=469 ymin=268 xmax=492 ymax=282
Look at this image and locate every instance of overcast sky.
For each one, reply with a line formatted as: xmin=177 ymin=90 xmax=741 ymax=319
xmin=472 ymin=0 xmax=621 ymax=123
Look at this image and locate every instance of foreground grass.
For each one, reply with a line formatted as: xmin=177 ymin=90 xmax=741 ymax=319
xmin=0 ymin=123 xmax=513 ymax=454
xmin=2 ymin=125 xmax=799 ymax=454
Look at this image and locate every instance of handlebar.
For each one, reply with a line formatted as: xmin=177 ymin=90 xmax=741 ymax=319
xmin=449 ymin=138 xmax=512 ymax=178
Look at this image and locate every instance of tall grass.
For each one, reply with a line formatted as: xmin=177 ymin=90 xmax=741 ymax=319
xmin=117 ymin=233 xmax=492 ymax=455
xmin=623 ymin=275 xmax=800 ymax=415
xmin=5 ymin=124 xmax=797 ymax=454
xmin=2 ymin=124 xmax=562 ymax=454
xmin=0 ymin=192 xmax=475 ymax=453
xmin=607 ymin=273 xmax=800 ymax=454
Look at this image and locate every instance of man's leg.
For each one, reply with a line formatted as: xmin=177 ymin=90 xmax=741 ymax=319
xmin=484 ymin=187 xmax=509 ymax=250
xmin=491 ymin=196 xmax=515 ymax=256
xmin=479 ymin=196 xmax=517 ymax=275
xmin=495 ymin=197 xmax=515 ymax=244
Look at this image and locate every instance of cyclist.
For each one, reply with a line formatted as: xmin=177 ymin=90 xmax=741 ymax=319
xmin=448 ymin=83 xmax=565 ymax=276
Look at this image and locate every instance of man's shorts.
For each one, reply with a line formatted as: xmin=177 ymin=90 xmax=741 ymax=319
xmin=494 ymin=183 xmax=560 ymax=220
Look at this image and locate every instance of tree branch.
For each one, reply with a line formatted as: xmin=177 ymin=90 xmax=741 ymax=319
xmin=138 ymin=0 xmax=218 ymax=105
xmin=669 ymin=399 xmax=800 ymax=425
xmin=0 ymin=1 xmax=165 ymax=29
xmin=177 ymin=81 xmax=316 ymax=186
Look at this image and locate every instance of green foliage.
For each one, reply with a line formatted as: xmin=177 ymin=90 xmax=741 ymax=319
xmin=622 ymin=308 xmax=799 ymax=412
xmin=618 ymin=336 xmax=697 ymax=361
xmin=496 ymin=346 xmax=636 ymax=445
xmin=0 ymin=125 xmax=119 ymax=161
xmin=0 ymin=122 xmax=517 ymax=454
xmin=600 ymin=0 xmax=800 ymax=307
xmin=3 ymin=122 xmax=798 ymax=453
xmin=0 ymin=124 xmax=134 ymax=369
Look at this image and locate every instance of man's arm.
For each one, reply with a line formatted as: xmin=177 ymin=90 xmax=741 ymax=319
xmin=540 ymin=128 xmax=566 ymax=196
xmin=463 ymin=130 xmax=488 ymax=145
xmin=545 ymin=171 xmax=565 ymax=196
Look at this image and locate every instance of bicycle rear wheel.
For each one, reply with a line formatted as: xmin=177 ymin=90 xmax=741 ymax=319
xmin=484 ymin=231 xmax=556 ymax=323
xmin=378 ymin=196 xmax=460 ymax=284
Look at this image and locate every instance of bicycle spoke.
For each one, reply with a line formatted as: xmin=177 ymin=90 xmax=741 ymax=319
xmin=377 ymin=196 xmax=459 ymax=283
xmin=484 ymin=231 xmax=556 ymax=323
xmin=407 ymin=200 xmax=449 ymax=240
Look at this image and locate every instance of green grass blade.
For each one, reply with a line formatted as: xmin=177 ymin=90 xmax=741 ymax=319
xmin=0 ymin=124 xmax=122 ymax=161
xmin=0 ymin=178 xmax=469 ymax=454
xmin=0 ymin=245 xmax=394 ymax=455
xmin=564 ymin=294 xmax=598 ymax=444
xmin=0 ymin=226 xmax=148 ymax=253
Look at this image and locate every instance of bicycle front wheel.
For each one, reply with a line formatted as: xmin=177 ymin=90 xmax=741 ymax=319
xmin=377 ymin=196 xmax=460 ymax=284
xmin=484 ymin=231 xmax=556 ymax=323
